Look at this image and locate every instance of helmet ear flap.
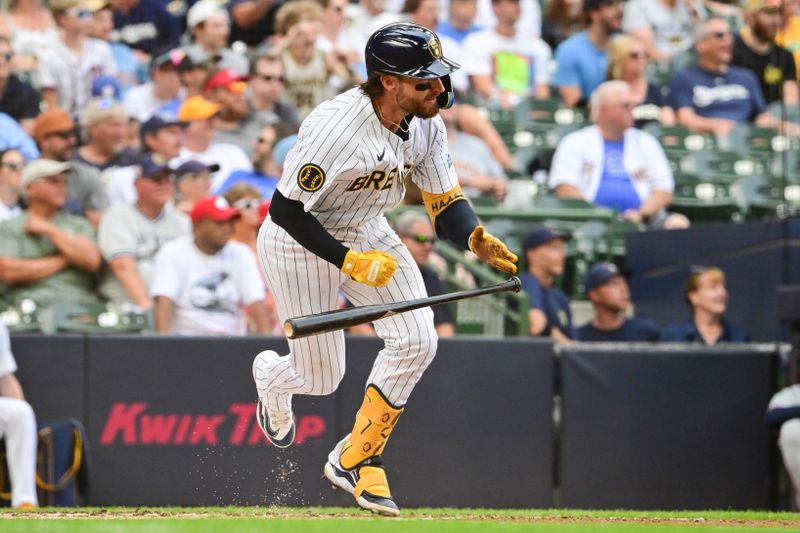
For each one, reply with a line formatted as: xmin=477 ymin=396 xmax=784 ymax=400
xmin=436 ymin=75 xmax=455 ymax=109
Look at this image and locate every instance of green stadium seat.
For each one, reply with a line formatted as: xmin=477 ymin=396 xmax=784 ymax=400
xmin=643 ymin=123 xmax=716 ymax=154
xmin=514 ymin=97 xmax=587 ymax=127
xmin=737 ymin=174 xmax=800 ymax=219
xmin=670 ymin=173 xmax=742 ymax=222
xmin=680 ymin=150 xmax=768 ymax=181
xmin=47 ymin=301 xmax=152 ymax=334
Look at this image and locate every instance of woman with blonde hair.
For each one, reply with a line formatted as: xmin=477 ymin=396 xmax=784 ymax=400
xmin=0 ymin=0 xmax=57 ymax=74
xmin=606 ymin=33 xmax=675 ymax=128
xmin=660 ymin=266 xmax=750 ymax=344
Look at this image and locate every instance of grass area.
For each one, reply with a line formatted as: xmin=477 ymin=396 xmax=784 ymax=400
xmin=1 ymin=507 xmax=799 ymax=532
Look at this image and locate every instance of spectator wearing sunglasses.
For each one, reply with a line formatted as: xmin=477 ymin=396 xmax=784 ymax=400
xmin=223 ymin=182 xmax=265 ymax=256
xmin=606 ymin=34 xmax=675 ymax=129
xmin=660 ymin=266 xmax=750 ymax=344
xmin=248 ymin=54 xmax=302 ymax=133
xmin=173 ymin=160 xmax=218 ymax=215
xmin=0 ymin=37 xmax=40 ymax=135
xmin=668 ymin=16 xmax=789 ymax=137
xmin=215 ymin=126 xmax=282 ymax=200
xmin=204 ymin=69 xmax=276 ymax=158
xmin=38 ymin=0 xmax=119 ymax=117
xmin=33 ymin=109 xmax=109 ymax=227
xmin=395 ymin=211 xmax=455 ymax=337
xmin=0 ymin=149 xmax=25 ymax=222
xmin=0 ymin=159 xmax=104 ymax=313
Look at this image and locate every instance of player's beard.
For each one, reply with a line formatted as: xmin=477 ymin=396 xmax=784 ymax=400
xmin=396 ymin=91 xmax=439 ymax=119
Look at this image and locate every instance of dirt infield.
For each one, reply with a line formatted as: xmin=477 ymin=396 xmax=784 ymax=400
xmin=2 ymin=507 xmax=800 ymax=527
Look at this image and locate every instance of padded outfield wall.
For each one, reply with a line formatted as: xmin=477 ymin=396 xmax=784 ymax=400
xmin=11 ymin=335 xmax=778 ymax=509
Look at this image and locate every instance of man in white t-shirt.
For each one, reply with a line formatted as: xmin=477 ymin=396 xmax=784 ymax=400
xmin=549 ymin=81 xmax=689 ymax=230
xmin=623 ymin=0 xmax=705 ymax=61
xmin=151 ymin=196 xmax=270 ymax=336
xmin=0 ymin=322 xmax=38 ymax=509
xmin=39 ymin=0 xmax=119 ymax=116
xmin=462 ymin=0 xmax=551 ymax=106
xmin=171 ymin=95 xmax=253 ymax=193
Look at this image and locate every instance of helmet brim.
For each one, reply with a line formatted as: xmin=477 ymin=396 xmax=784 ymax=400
xmin=401 ymin=56 xmax=461 ymax=79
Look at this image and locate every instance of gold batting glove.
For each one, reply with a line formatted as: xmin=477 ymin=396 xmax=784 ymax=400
xmin=469 ymin=226 xmax=518 ymax=274
xmin=341 ymin=249 xmax=398 ymax=288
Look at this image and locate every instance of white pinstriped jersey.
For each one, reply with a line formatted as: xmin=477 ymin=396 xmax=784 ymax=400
xmin=277 ymin=88 xmax=459 ymax=240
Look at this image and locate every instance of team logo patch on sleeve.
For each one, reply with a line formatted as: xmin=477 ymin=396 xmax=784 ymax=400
xmin=297 ymin=164 xmax=326 ymax=192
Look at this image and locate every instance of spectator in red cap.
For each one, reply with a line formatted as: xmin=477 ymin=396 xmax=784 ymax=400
xmin=204 ymin=68 xmax=275 ymax=156
xmin=151 ymin=195 xmax=272 ymax=335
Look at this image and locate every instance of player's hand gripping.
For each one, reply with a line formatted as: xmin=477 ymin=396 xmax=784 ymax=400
xmin=469 ymin=226 xmax=518 ymax=274
xmin=341 ymin=249 xmax=398 ymax=288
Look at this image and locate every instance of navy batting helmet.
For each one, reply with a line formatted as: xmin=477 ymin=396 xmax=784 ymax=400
xmin=365 ymin=22 xmax=460 ymax=108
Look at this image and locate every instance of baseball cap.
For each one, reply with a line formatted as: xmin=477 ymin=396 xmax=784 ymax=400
xmin=84 ymin=0 xmax=113 ymax=12
xmin=187 ymin=0 xmax=229 ymax=30
xmin=22 ymin=159 xmax=71 ymax=188
xmin=174 ymin=160 xmax=220 ymax=179
xmin=151 ymin=49 xmax=185 ymax=71
xmin=204 ymin=68 xmax=249 ymax=93
xmin=139 ymin=154 xmax=172 ymax=179
xmin=178 ymin=95 xmax=220 ymax=121
xmin=521 ymin=225 xmax=571 ymax=251
xmin=745 ymin=0 xmax=781 ymax=14
xmin=140 ymin=113 xmax=185 ymax=140
xmin=33 ymin=109 xmax=75 ymax=144
xmin=583 ymin=262 xmax=623 ymax=291
xmin=190 ymin=196 xmax=240 ymax=224
xmin=91 ymin=76 xmax=121 ymax=100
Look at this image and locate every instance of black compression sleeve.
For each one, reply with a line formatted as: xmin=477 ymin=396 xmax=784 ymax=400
xmin=433 ymin=199 xmax=479 ymax=251
xmin=269 ymin=190 xmax=350 ymax=268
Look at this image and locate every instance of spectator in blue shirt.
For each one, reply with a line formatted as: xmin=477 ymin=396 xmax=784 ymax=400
xmin=660 ymin=266 xmax=750 ymax=344
xmin=437 ymin=0 xmax=480 ymax=44
xmin=519 ymin=225 xmax=574 ymax=343
xmin=669 ymin=16 xmax=793 ymax=137
xmin=576 ymin=262 xmax=659 ymax=341
xmin=553 ymin=0 xmax=623 ymax=107
xmin=112 ymin=0 xmax=181 ymax=57
xmin=0 ymin=113 xmax=39 ymax=162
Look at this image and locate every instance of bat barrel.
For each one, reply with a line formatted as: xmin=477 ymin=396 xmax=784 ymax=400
xmin=284 ymin=276 xmax=521 ymax=339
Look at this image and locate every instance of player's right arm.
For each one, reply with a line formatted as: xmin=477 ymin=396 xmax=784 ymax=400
xmin=269 ymin=191 xmax=396 ymax=288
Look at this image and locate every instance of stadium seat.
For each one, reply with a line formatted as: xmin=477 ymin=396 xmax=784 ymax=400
xmin=643 ymin=123 xmax=716 ymax=154
xmin=670 ymin=173 xmax=742 ymax=222
xmin=681 ymin=150 xmax=768 ymax=181
xmin=47 ymin=301 xmax=152 ymax=334
xmin=737 ymin=174 xmax=800 ymax=219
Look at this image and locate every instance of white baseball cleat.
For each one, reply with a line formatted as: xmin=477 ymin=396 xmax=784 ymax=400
xmin=252 ymin=351 xmax=295 ymax=448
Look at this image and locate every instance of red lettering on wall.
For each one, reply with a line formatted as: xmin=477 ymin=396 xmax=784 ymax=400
xmin=98 ymin=402 xmax=327 ymax=447
xmin=140 ymin=415 xmax=178 ymax=445
xmin=100 ymin=403 xmax=148 ymax=445
xmin=228 ymin=403 xmax=255 ymax=445
xmin=188 ymin=415 xmax=225 ymax=445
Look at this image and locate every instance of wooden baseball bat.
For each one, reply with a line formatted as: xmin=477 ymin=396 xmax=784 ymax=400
xmin=283 ymin=276 xmax=522 ymax=339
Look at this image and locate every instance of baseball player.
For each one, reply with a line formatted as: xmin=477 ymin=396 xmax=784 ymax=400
xmin=252 ymin=22 xmax=517 ymax=516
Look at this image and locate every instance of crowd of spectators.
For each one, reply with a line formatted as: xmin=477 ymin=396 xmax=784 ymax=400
xmin=0 ymin=0 xmax=794 ymax=343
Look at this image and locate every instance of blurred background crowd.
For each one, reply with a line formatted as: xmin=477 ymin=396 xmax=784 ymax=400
xmin=0 ymin=0 xmax=796 ymax=342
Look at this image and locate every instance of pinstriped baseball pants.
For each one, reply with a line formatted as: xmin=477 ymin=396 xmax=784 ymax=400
xmin=254 ymin=216 xmax=438 ymax=407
